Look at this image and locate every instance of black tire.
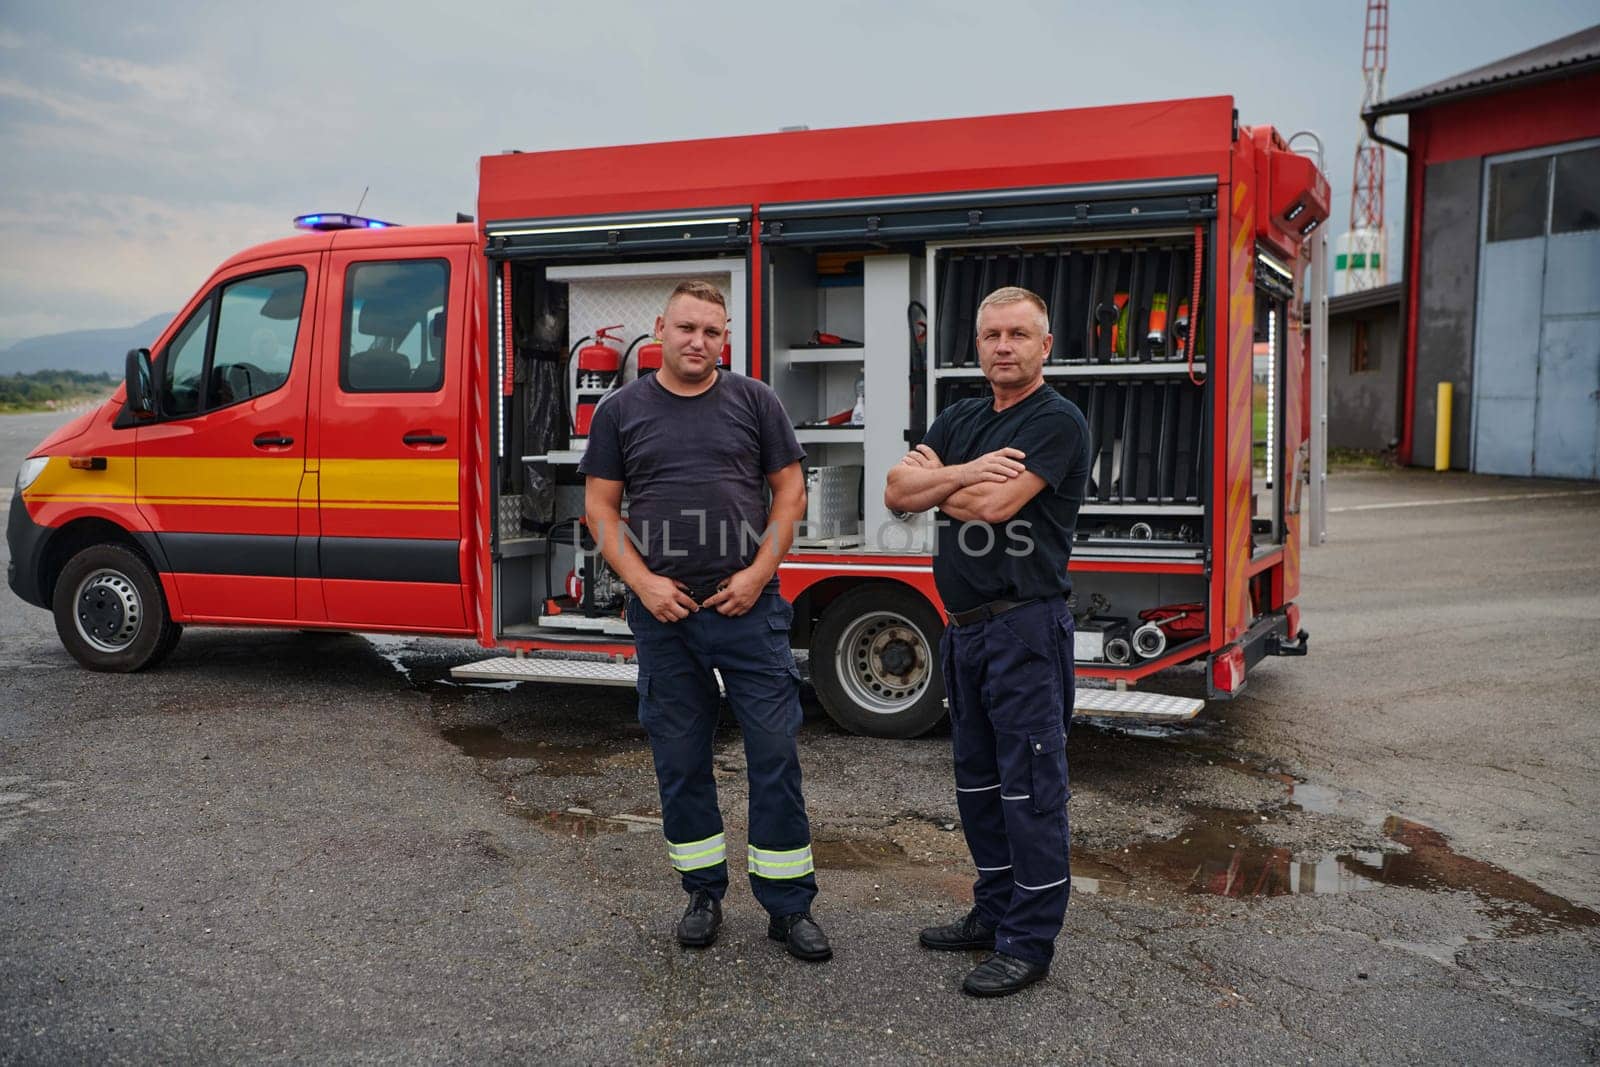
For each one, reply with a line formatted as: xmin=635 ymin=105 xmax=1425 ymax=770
xmin=51 ymin=543 xmax=179 ymax=673
xmin=150 ymin=619 xmax=185 ymax=666
xmin=809 ymin=583 xmax=947 ymax=739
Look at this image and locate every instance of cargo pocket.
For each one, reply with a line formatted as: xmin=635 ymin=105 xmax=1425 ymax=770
xmin=1026 ymin=728 xmax=1068 ymax=813
xmin=767 ymin=602 xmax=797 ymax=670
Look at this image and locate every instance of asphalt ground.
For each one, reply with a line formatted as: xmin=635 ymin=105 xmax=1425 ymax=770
xmin=2 ymin=410 xmax=1597 ymax=1064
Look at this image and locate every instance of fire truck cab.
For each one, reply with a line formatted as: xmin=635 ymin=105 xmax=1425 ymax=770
xmin=7 ymin=96 xmax=1325 ymax=739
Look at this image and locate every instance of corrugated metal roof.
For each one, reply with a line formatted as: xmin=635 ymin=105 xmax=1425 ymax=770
xmin=1367 ymin=23 xmax=1600 ymax=117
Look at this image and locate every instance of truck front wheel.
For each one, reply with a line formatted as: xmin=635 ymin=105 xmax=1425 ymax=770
xmin=52 ymin=544 xmax=181 ymax=672
xmin=809 ymin=584 xmax=946 ymax=739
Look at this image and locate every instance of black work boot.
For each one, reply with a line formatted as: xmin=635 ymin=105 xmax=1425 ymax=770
xmin=962 ymin=952 xmax=1049 ymax=997
xmin=676 ymin=890 xmax=722 ymax=948
xmin=767 ymin=911 xmax=832 ymax=962
xmin=918 ymin=907 xmax=997 ymax=951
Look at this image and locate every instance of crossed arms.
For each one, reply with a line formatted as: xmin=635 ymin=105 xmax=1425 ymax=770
xmin=883 ymin=445 xmax=1046 ymax=524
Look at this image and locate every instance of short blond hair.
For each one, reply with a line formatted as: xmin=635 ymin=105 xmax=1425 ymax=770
xmin=666 ymin=279 xmax=727 ymax=314
xmin=976 ymin=286 xmax=1049 ymax=333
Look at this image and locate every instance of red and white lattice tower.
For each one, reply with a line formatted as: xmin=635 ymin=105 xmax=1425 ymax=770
xmin=1338 ymin=0 xmax=1389 ymax=293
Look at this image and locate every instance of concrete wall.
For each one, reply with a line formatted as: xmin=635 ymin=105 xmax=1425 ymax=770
xmin=1328 ymin=302 xmax=1403 ymax=451
xmin=1412 ymin=157 xmax=1482 ymax=469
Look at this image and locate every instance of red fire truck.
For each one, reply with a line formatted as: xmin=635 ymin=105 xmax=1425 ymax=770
xmin=8 ymin=96 xmax=1323 ymax=738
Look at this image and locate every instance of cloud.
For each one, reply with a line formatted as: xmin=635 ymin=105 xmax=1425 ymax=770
xmin=0 ymin=189 xmax=286 ymax=347
xmin=0 ymin=0 xmax=1594 ymax=349
xmin=0 ymin=76 xmax=123 ymax=136
xmin=75 ymin=53 xmax=208 ymax=105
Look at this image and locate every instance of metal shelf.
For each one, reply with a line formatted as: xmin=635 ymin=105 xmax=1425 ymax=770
xmin=1072 ymin=547 xmax=1205 ymax=564
xmin=782 ymin=346 xmax=865 ymax=365
xmin=793 ymin=426 xmax=864 ymax=444
xmin=497 ymin=537 xmax=548 ymax=559
xmin=1079 ymin=503 xmax=1204 ymax=516
xmin=545 ymin=257 xmax=739 ymax=285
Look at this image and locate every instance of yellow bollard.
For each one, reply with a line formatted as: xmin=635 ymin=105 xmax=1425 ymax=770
xmin=1435 ymin=382 xmax=1452 ymax=472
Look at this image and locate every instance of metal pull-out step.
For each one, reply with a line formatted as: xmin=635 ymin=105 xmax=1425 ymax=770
xmin=451 ymin=657 xmax=726 ymax=694
xmin=1072 ymin=688 xmax=1203 ymax=721
xmin=451 ymin=657 xmax=1199 ymax=721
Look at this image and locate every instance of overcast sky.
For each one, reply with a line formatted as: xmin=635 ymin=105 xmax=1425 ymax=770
xmin=1 ymin=0 xmax=1594 ymax=348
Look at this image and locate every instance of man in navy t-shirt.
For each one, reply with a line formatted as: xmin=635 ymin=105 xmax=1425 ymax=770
xmin=885 ymin=285 xmax=1090 ymax=997
xmin=581 ymin=280 xmax=831 ymax=963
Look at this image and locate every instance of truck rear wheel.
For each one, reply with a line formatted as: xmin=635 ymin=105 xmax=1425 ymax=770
xmin=809 ymin=584 xmax=946 ymax=739
xmin=52 ymin=544 xmax=181 ymax=672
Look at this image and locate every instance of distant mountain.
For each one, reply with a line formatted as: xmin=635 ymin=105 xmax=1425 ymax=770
xmin=0 ymin=314 xmax=176 ymax=377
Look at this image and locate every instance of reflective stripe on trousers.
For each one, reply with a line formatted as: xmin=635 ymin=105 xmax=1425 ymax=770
xmin=747 ymin=843 xmax=815 ymax=880
xmin=667 ymin=832 xmax=727 ymax=872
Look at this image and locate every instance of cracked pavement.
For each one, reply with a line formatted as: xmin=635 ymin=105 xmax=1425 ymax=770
xmin=3 ymin=410 xmax=1598 ymax=1063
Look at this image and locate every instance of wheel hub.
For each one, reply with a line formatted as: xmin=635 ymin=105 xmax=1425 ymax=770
xmin=74 ymin=570 xmax=142 ymax=654
xmin=879 ymin=639 xmax=916 ymax=677
xmin=835 ymin=611 xmax=932 ymax=716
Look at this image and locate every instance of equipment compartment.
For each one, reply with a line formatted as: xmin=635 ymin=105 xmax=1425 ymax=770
xmin=490 ymin=251 xmax=748 ymax=641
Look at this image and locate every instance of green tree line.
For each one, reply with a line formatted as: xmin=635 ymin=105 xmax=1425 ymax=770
xmin=0 ymin=370 xmax=117 ymax=413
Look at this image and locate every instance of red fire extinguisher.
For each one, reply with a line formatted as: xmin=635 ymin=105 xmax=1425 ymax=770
xmin=637 ymin=336 xmax=664 ymax=373
xmin=574 ymin=325 xmax=623 ymax=435
xmin=633 ymin=337 xmax=729 ymax=374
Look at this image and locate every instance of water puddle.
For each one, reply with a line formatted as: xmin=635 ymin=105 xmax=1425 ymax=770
xmin=1287 ymin=780 xmax=1353 ymax=817
xmin=441 ymin=725 xmax=620 ymax=776
xmin=1075 ymin=805 xmax=1600 ymax=933
xmin=442 ymin=725 xmax=541 ymax=760
xmin=1355 ymin=817 xmax=1599 ymax=936
xmin=515 ymin=806 xmax=662 ymax=837
xmin=813 ymin=838 xmax=910 ymax=870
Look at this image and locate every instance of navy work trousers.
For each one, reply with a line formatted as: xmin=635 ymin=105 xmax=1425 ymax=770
xmin=941 ymin=595 xmax=1074 ymax=967
xmin=627 ymin=591 xmax=818 ymax=918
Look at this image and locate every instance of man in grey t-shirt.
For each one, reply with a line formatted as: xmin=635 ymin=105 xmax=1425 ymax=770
xmin=581 ymin=280 xmax=831 ymax=962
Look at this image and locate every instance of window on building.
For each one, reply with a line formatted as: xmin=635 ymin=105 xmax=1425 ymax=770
xmin=1551 ymin=145 xmax=1600 ymax=234
xmin=1350 ymin=319 xmax=1375 ymax=374
xmin=1487 ymin=156 xmax=1550 ymax=242
xmin=340 ymin=260 xmax=449 ymax=393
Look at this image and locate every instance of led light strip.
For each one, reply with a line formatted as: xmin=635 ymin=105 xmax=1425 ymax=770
xmin=488 ymin=215 xmax=742 ymax=238
xmin=1257 ymin=251 xmax=1293 ymax=285
xmin=495 ymin=269 xmax=505 ymax=460
xmin=1266 ymin=307 xmax=1276 ymax=490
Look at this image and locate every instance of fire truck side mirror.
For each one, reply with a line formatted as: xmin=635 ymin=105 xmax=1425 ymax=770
xmin=124 ymin=348 xmax=155 ymax=419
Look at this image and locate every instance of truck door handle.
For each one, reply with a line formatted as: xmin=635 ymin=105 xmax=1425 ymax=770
xmin=253 ymin=433 xmax=294 ymax=448
xmin=403 ymin=432 xmax=448 ymax=446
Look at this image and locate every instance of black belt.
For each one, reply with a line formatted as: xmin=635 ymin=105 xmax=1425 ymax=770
xmin=947 ymin=598 xmax=1040 ymax=627
xmin=679 ymin=580 xmax=729 ymax=605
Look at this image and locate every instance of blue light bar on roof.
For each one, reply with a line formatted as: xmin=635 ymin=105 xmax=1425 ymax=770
xmin=293 ymin=212 xmax=400 ymax=232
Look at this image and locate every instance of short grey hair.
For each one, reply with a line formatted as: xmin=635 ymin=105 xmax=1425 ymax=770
xmin=976 ymin=286 xmax=1050 ymax=334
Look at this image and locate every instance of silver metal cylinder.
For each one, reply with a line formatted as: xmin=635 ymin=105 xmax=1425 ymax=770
xmin=1133 ymin=621 xmax=1167 ymax=659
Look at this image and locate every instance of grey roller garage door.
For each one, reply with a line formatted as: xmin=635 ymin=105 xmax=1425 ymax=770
xmin=1472 ymin=142 xmax=1600 ymax=480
